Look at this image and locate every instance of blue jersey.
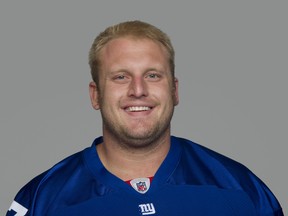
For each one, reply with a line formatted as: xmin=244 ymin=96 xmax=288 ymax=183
xmin=7 ymin=136 xmax=283 ymax=215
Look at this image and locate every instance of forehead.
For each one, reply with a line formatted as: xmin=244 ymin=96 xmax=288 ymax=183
xmin=99 ymin=37 xmax=169 ymax=61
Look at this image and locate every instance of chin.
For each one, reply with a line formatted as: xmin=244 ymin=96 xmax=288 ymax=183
xmin=120 ymin=128 xmax=168 ymax=148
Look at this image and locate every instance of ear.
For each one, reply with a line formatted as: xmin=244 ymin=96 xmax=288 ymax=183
xmin=173 ymin=77 xmax=179 ymax=106
xmin=89 ymin=81 xmax=100 ymax=110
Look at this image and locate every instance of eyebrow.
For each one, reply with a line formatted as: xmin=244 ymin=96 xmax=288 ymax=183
xmin=108 ymin=66 xmax=167 ymax=75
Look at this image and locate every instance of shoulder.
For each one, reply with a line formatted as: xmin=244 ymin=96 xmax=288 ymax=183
xmin=172 ymin=136 xmax=270 ymax=190
xmin=7 ymin=148 xmax=88 ymax=215
xmin=172 ymin=136 xmax=283 ymax=215
xmin=173 ymin=136 xmax=259 ymax=178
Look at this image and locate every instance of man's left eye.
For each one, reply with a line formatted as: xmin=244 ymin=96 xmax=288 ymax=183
xmin=147 ymin=74 xmax=160 ymax=79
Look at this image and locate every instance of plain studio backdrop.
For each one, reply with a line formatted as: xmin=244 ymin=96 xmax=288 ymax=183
xmin=1 ymin=1 xmax=287 ymax=215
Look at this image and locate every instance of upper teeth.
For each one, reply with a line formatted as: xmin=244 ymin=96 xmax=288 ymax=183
xmin=127 ymin=106 xmax=151 ymax=112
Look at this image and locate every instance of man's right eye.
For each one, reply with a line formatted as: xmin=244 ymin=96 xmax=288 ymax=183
xmin=112 ymin=74 xmax=130 ymax=83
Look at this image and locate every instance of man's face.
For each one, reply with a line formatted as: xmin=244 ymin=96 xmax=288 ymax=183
xmin=89 ymin=37 xmax=179 ymax=148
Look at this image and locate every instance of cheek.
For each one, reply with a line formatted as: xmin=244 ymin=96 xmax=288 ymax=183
xmin=154 ymin=83 xmax=174 ymax=101
xmin=101 ymin=86 xmax=125 ymax=108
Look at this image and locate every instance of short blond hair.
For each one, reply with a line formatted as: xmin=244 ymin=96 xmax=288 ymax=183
xmin=89 ymin=20 xmax=175 ymax=86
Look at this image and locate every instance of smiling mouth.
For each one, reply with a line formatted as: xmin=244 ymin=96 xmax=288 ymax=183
xmin=125 ymin=106 xmax=152 ymax=112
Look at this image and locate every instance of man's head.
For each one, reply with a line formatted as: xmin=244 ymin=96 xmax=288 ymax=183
xmin=89 ymin=20 xmax=175 ymax=90
xmin=88 ymin=20 xmax=178 ymax=149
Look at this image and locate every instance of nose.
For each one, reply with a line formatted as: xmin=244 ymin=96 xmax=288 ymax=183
xmin=128 ymin=77 xmax=148 ymax=98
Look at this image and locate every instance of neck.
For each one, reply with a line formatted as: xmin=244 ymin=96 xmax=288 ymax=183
xmin=97 ymin=132 xmax=171 ymax=181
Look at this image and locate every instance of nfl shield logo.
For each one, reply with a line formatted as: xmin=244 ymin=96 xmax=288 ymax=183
xmin=136 ymin=181 xmax=147 ymax=192
xmin=130 ymin=177 xmax=151 ymax=194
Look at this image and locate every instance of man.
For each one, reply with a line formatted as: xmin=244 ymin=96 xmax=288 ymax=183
xmin=7 ymin=20 xmax=283 ymax=215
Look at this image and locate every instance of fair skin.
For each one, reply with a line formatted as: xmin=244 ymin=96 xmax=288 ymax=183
xmin=89 ymin=37 xmax=179 ymax=181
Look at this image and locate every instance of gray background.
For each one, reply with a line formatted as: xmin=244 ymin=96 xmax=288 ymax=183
xmin=1 ymin=1 xmax=287 ymax=215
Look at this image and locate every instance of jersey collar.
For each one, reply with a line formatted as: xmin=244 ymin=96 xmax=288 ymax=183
xmin=83 ymin=136 xmax=182 ymax=195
